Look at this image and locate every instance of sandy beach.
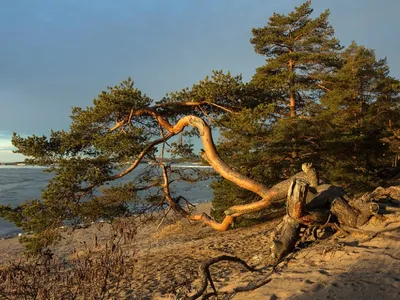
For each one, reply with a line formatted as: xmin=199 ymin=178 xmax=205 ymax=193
xmin=1 ymin=201 xmax=400 ymax=299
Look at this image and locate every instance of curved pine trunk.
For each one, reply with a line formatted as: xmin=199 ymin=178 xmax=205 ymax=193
xmin=162 ymin=115 xmax=317 ymax=231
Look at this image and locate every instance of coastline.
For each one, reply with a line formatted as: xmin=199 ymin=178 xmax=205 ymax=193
xmin=0 ymin=201 xmax=213 ymax=264
xmin=0 ymin=201 xmax=213 ymax=240
xmin=0 ymin=163 xmax=215 ymax=237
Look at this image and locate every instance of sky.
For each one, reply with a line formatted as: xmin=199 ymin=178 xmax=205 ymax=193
xmin=0 ymin=0 xmax=399 ymax=162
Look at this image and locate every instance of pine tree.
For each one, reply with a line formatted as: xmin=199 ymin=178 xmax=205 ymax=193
xmin=251 ymin=0 xmax=341 ymax=118
xmin=1 ymin=72 xmax=251 ymax=252
xmin=2 ymin=2 xmax=399 ymax=254
xmin=211 ymin=0 xmax=342 ymax=220
xmin=319 ymin=42 xmax=400 ymax=187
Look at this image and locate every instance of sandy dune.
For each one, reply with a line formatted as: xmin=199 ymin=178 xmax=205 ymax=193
xmin=1 ymin=202 xmax=400 ymax=299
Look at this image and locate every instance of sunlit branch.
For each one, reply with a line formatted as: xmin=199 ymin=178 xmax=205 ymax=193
xmin=109 ymin=101 xmax=238 ymax=133
xmin=106 ymin=106 xmax=282 ymax=231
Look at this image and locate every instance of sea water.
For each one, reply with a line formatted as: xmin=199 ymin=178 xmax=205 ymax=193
xmin=0 ymin=164 xmax=215 ymax=238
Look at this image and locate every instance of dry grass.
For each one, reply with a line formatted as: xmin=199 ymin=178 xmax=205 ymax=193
xmin=0 ymin=218 xmax=138 ymax=300
xmin=152 ymin=219 xmax=191 ymax=240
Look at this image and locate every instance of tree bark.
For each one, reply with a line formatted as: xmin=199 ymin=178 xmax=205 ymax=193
xmin=330 ymin=198 xmax=359 ymax=227
xmin=270 ymin=179 xmax=309 ymax=260
xmin=330 ymin=197 xmax=380 ymax=228
xmin=288 ymin=58 xmax=296 ymax=118
xmin=270 ymin=215 xmax=299 ymax=261
xmin=287 ymin=179 xmax=309 ymax=221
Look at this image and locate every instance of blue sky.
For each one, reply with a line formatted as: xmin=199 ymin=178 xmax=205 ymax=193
xmin=0 ymin=0 xmax=399 ymax=162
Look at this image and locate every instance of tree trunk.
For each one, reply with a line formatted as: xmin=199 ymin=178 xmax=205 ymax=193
xmin=330 ymin=197 xmax=380 ymax=227
xmin=270 ymin=178 xmax=379 ymax=260
xmin=288 ymin=58 xmax=296 ymax=118
xmin=288 ymin=58 xmax=298 ymax=170
xmin=330 ymin=198 xmax=359 ymax=227
xmin=270 ymin=179 xmax=308 ymax=260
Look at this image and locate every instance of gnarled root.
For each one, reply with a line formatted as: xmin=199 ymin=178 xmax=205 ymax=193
xmin=188 ymin=163 xmax=320 ymax=231
xmin=161 ymin=161 xmax=320 ymax=231
xmin=187 ymin=255 xmax=258 ymax=300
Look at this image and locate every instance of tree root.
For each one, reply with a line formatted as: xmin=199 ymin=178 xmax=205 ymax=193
xmin=188 ymin=251 xmax=300 ymax=299
xmin=338 ymin=224 xmax=400 ymax=243
xmin=187 ymin=255 xmax=258 ymax=300
xmin=358 ymin=225 xmax=400 ymax=243
xmin=187 ymin=207 xmax=400 ymax=299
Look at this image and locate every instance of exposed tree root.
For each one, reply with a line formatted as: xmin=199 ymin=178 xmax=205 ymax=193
xmin=187 ymin=255 xmax=258 ymax=300
xmin=187 ymin=220 xmax=400 ymax=299
xmin=358 ymin=225 xmax=400 ymax=243
xmin=185 ymin=179 xmax=400 ymax=298
xmin=336 ymin=224 xmax=400 ymax=244
xmin=187 ymin=250 xmax=300 ymax=299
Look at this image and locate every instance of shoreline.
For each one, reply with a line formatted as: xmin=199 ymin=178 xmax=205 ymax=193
xmin=0 ymin=231 xmax=22 ymax=240
xmin=0 ymin=201 xmax=214 ymax=264
xmin=0 ymin=163 xmax=215 ymax=238
xmin=0 ymin=200 xmax=213 ymax=240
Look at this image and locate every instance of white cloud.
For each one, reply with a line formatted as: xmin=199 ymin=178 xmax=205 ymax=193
xmin=0 ymin=150 xmax=24 ymax=162
xmin=0 ymin=137 xmax=14 ymax=150
xmin=0 ymin=150 xmax=14 ymax=153
xmin=0 ymin=133 xmax=24 ymax=162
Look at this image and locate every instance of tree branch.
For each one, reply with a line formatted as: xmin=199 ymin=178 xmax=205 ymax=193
xmin=107 ymin=108 xmax=317 ymax=231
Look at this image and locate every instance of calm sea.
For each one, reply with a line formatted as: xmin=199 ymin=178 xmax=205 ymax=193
xmin=0 ymin=164 xmax=214 ymax=238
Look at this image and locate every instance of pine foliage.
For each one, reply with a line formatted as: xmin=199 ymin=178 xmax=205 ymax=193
xmin=1 ymin=2 xmax=399 ymax=248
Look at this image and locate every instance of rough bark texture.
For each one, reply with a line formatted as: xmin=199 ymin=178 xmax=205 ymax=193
xmin=350 ymin=199 xmax=380 ymax=227
xmin=330 ymin=197 xmax=359 ymax=227
xmin=270 ymin=175 xmax=381 ymax=260
xmin=270 ymin=179 xmax=309 ymax=260
xmin=287 ymin=179 xmax=309 ymax=221
xmin=270 ymin=215 xmax=300 ymax=261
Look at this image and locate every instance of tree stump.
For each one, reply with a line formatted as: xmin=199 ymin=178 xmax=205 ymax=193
xmin=270 ymin=178 xmax=378 ymax=260
xmin=287 ymin=179 xmax=309 ymax=221
xmin=270 ymin=179 xmax=309 ymax=260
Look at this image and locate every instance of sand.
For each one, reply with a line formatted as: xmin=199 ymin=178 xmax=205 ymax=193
xmin=1 ymin=202 xmax=400 ymax=299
